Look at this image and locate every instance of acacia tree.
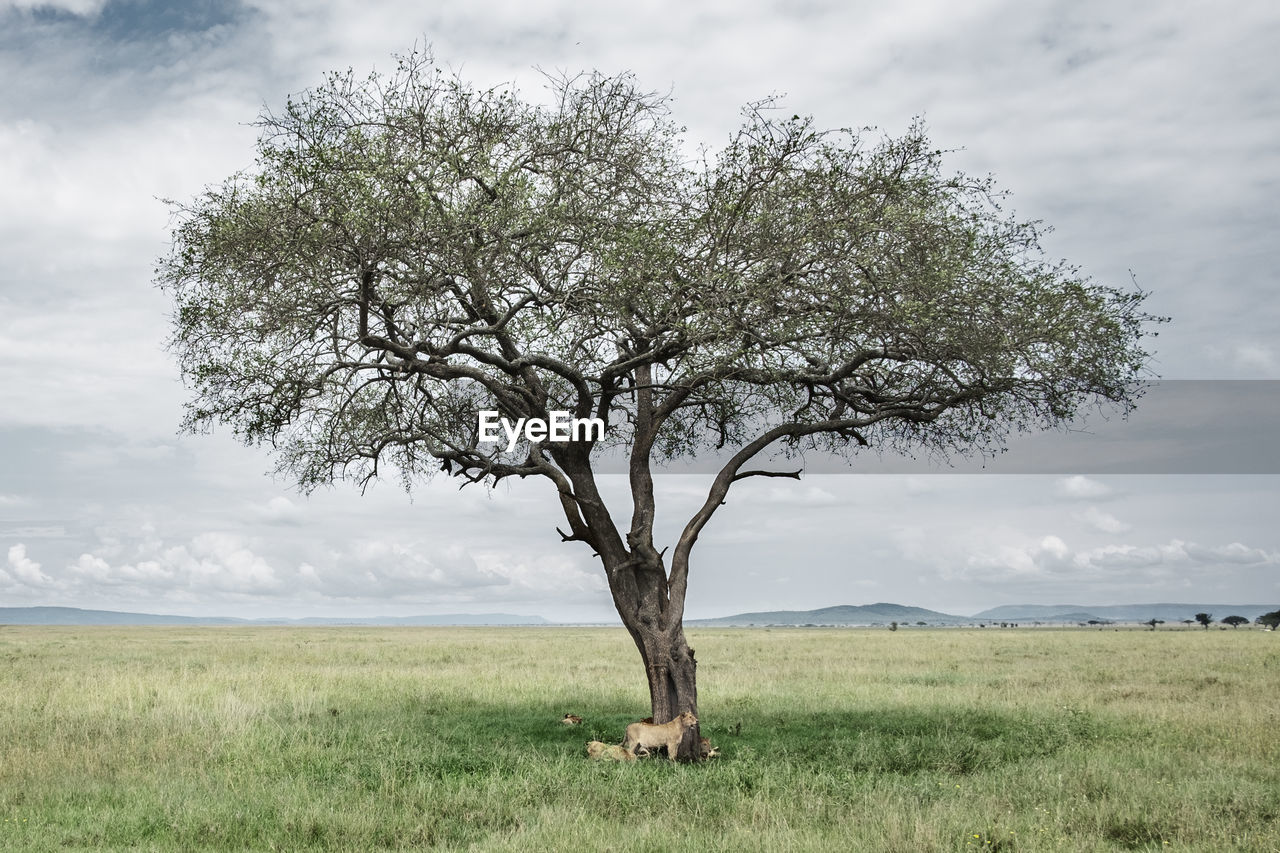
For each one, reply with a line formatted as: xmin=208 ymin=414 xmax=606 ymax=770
xmin=158 ymin=52 xmax=1159 ymax=759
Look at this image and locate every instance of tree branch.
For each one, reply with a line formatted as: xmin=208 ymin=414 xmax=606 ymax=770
xmin=731 ymin=469 xmax=803 ymax=482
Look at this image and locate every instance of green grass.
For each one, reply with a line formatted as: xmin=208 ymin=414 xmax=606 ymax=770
xmin=1 ymin=626 xmax=1276 ymax=851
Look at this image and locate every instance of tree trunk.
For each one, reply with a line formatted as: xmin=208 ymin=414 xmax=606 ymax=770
xmin=548 ymin=434 xmax=705 ymax=758
xmin=599 ymin=547 xmax=702 ymax=760
xmin=631 ymin=620 xmax=700 ymax=760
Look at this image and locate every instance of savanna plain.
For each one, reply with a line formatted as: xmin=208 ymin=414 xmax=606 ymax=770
xmin=1 ymin=625 xmax=1276 ymax=851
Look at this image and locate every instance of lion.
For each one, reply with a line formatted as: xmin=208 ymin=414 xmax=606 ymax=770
xmin=621 ymin=710 xmax=698 ymax=758
xmin=561 ymin=713 xmax=583 ymax=725
xmin=586 ymin=740 xmax=636 ymax=761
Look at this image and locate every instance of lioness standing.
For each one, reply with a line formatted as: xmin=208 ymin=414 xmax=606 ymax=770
xmin=621 ymin=711 xmax=698 ymax=758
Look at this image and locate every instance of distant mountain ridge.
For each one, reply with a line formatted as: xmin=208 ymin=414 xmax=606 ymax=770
xmin=689 ymin=603 xmax=975 ymax=626
xmin=0 ymin=606 xmax=549 ymax=627
xmin=972 ymin=603 xmax=1279 ymax=623
xmin=4 ymin=603 xmax=1274 ymax=628
xmin=690 ymin=601 xmax=1279 ymax=626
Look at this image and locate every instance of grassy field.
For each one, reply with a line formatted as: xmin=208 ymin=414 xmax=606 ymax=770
xmin=0 ymin=625 xmax=1276 ymax=851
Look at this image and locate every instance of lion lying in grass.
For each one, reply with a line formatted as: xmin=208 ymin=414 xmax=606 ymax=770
xmin=621 ymin=711 xmax=698 ymax=759
xmin=586 ymin=740 xmax=636 ymax=761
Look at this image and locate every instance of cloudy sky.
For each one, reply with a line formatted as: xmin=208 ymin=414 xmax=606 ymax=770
xmin=1 ymin=0 xmax=1277 ymax=621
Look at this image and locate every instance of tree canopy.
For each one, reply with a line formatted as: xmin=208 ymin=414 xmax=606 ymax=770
xmin=157 ymin=50 xmax=1162 ymax=757
xmin=160 ymin=52 xmax=1156 ymax=492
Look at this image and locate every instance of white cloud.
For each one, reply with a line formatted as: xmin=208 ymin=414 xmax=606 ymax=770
xmin=295 ymin=539 xmax=607 ymax=605
xmin=960 ymin=534 xmax=1076 ymax=580
xmin=6 ymin=543 xmax=59 ymax=588
xmin=1039 ymin=535 xmax=1069 ymax=560
xmin=1181 ymin=541 xmax=1275 ymax=565
xmin=1077 ymin=543 xmax=1178 ymax=571
xmin=186 ymin=533 xmax=283 ymax=591
xmin=0 ymin=493 xmax=27 ymax=507
xmin=956 ymin=535 xmax=1278 ymax=583
xmin=51 ymin=517 xmax=607 ymax=610
xmin=1086 ymin=540 xmax=1279 ymax=571
xmin=1075 ymin=506 xmax=1132 ymax=534
xmin=1057 ymin=475 xmax=1111 ymax=499
xmin=253 ymin=496 xmax=304 ymax=525
xmin=68 ymin=529 xmax=284 ymax=596
xmin=70 ymin=553 xmax=112 ymax=580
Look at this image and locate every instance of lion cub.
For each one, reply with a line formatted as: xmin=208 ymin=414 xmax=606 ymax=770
xmin=622 ymin=711 xmax=698 ymax=758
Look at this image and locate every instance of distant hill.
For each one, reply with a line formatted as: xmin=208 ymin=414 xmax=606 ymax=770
xmin=7 ymin=603 xmax=1272 ymax=629
xmin=689 ymin=603 xmax=975 ymax=627
xmin=972 ymin=603 xmax=1279 ymax=623
xmin=0 ymin=607 xmax=244 ymax=626
xmin=1044 ymin=611 xmax=1115 ymax=623
xmin=0 ymin=607 xmax=549 ymax=627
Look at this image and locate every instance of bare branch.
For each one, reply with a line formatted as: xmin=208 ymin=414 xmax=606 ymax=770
xmin=731 ymin=469 xmax=803 ymax=482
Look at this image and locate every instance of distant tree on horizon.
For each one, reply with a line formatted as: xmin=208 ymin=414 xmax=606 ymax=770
xmin=1256 ymin=610 xmax=1280 ymax=630
xmin=1222 ymin=615 xmax=1249 ymax=629
xmin=1144 ymin=618 xmax=1164 ymax=630
xmin=1194 ymin=612 xmax=1213 ymax=630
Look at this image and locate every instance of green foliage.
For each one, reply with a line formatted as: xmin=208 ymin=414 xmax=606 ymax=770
xmin=157 ymin=49 xmax=1163 ymax=493
xmin=1257 ymin=610 xmax=1280 ymax=629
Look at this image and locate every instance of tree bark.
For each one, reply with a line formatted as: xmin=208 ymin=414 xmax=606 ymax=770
xmin=598 ymin=546 xmax=702 ymax=760
xmin=630 ymin=603 xmax=700 ymax=760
